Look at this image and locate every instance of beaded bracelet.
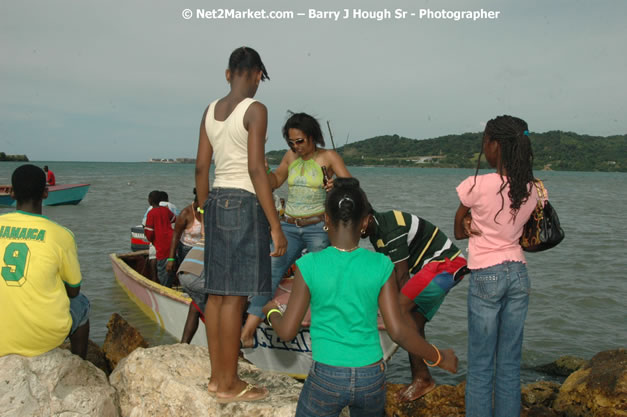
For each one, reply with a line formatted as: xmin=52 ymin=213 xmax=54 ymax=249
xmin=423 ymin=344 xmax=442 ymax=367
xmin=196 ymin=207 xmax=204 ymax=214
xmin=266 ymin=308 xmax=283 ymax=327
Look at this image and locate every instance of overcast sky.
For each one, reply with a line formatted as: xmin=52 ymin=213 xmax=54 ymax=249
xmin=1 ymin=0 xmax=625 ymax=161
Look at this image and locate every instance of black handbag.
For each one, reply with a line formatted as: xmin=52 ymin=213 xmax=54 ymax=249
xmin=519 ymin=180 xmax=564 ymax=252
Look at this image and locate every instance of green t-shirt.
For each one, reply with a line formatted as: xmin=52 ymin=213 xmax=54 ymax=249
xmin=296 ymin=246 xmax=394 ymax=367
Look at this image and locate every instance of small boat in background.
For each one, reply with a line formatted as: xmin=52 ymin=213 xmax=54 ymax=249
xmin=130 ymin=225 xmax=150 ymax=251
xmin=0 ymin=183 xmax=90 ymax=207
xmin=111 ymin=250 xmax=399 ymax=378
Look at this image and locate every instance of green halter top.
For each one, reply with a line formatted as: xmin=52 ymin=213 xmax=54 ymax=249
xmin=284 ymin=155 xmax=326 ymax=217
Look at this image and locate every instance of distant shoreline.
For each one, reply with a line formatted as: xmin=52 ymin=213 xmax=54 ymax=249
xmin=0 ymin=153 xmax=28 ymax=162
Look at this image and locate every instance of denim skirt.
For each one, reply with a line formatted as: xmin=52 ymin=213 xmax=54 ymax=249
xmin=203 ymin=188 xmax=271 ymax=296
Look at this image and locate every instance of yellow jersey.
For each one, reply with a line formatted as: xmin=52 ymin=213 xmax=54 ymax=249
xmin=0 ymin=211 xmax=82 ymax=357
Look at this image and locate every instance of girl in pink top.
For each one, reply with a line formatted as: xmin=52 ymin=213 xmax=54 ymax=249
xmin=454 ymin=115 xmax=542 ymax=417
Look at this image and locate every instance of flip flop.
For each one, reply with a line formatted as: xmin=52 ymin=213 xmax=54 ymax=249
xmin=215 ymin=383 xmax=268 ymax=404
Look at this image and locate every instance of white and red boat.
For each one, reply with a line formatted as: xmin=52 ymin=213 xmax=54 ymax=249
xmin=110 ymin=250 xmax=398 ymax=378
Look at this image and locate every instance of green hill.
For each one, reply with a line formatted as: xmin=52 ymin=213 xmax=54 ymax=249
xmin=266 ymin=131 xmax=626 ymax=172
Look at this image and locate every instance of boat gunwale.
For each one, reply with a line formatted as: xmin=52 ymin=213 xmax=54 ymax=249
xmin=110 ymin=251 xmax=191 ymax=303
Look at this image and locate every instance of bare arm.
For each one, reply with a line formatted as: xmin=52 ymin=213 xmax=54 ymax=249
xmin=323 ymin=150 xmax=351 ymax=190
xmin=65 ymin=283 xmax=80 ymax=298
xmin=167 ymin=206 xmax=192 ymax=272
xmin=262 ymin=267 xmax=310 ymax=341
xmin=268 ymin=150 xmax=293 ymax=190
xmin=454 ymin=203 xmax=471 ymax=240
xmin=394 ymin=260 xmax=411 ymax=289
xmin=379 ymin=271 xmax=458 ymax=373
xmin=245 ymin=102 xmax=287 ymax=257
xmin=195 ymin=107 xmax=212 ymax=219
xmin=327 ymin=150 xmax=351 ymax=178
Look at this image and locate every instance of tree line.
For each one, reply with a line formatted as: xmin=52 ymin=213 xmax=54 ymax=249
xmin=266 ymin=131 xmax=626 ymax=172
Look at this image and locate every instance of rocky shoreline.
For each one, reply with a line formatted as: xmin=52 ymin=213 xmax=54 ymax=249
xmin=1 ymin=314 xmax=625 ymax=417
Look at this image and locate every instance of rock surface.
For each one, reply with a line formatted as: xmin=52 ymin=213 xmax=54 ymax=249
xmin=61 ymin=339 xmax=111 ymax=375
xmin=0 ymin=348 xmax=119 ymax=417
xmin=102 ymin=313 xmax=148 ymax=370
xmin=522 ymin=381 xmax=561 ymax=408
xmin=553 ymin=348 xmax=627 ymax=417
xmin=536 ymin=355 xmax=588 ymax=377
xmin=384 ymin=382 xmax=465 ymax=417
xmin=109 ymin=344 xmax=305 ymax=417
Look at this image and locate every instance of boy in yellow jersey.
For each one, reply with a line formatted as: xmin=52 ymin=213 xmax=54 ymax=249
xmin=0 ymin=165 xmax=90 ymax=359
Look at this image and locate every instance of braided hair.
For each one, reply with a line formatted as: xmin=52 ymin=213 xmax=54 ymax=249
xmin=325 ymin=178 xmax=368 ymax=228
xmin=473 ymin=115 xmax=535 ymax=221
xmin=228 ymin=46 xmax=269 ymax=81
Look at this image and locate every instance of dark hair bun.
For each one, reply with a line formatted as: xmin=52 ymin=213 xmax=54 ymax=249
xmin=333 ymin=177 xmax=360 ymax=189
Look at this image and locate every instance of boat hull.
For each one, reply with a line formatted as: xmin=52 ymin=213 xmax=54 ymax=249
xmin=0 ymin=184 xmax=90 ymax=207
xmin=110 ymin=251 xmax=398 ymax=378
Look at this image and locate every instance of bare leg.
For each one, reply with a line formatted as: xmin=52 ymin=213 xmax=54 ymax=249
xmin=70 ymin=320 xmax=90 ymax=360
xmin=240 ymin=313 xmax=263 ymax=349
xmin=205 ymin=295 xmax=222 ymax=393
xmin=214 ymin=295 xmax=267 ymax=400
xmin=181 ymin=304 xmax=200 ymax=344
xmin=398 ymin=295 xmax=436 ymax=402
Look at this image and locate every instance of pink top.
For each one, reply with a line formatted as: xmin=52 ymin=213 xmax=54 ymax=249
xmin=456 ymin=173 xmax=544 ymax=270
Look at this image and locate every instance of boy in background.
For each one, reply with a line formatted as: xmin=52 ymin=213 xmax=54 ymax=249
xmin=144 ymin=190 xmax=176 ymax=287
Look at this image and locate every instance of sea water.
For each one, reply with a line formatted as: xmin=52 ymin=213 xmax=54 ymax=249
xmin=0 ymin=161 xmax=625 ymax=385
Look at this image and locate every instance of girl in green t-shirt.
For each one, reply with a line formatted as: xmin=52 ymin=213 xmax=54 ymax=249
xmin=263 ymin=178 xmax=458 ymax=417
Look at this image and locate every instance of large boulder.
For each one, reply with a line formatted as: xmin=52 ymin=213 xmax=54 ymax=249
xmin=102 ymin=313 xmax=148 ymax=370
xmin=109 ymin=344 xmax=304 ymax=417
xmin=0 ymin=348 xmax=119 ymax=417
xmin=553 ymin=348 xmax=627 ymax=417
xmin=384 ymin=382 xmax=465 ymax=417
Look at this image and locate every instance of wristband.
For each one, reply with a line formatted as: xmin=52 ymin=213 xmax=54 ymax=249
xmin=266 ymin=308 xmax=283 ymax=327
xmin=196 ymin=207 xmax=204 ymax=214
xmin=266 ymin=168 xmax=272 ymax=174
xmin=423 ymin=344 xmax=442 ymax=367
xmin=167 ymin=258 xmax=175 ymax=262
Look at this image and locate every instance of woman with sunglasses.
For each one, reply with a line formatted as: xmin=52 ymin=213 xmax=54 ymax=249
xmin=240 ymin=111 xmax=350 ymax=349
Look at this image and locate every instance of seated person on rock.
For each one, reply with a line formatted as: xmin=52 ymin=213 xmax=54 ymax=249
xmin=361 ymin=205 xmax=469 ymax=401
xmin=0 ymin=164 xmax=90 ymax=359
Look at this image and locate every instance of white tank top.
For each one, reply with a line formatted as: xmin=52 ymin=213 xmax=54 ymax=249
xmin=205 ymin=97 xmax=258 ymax=194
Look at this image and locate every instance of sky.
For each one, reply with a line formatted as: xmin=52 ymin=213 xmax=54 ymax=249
xmin=1 ymin=0 xmax=626 ymax=162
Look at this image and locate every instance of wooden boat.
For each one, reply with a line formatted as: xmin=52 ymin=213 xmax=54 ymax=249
xmin=0 ymin=183 xmax=90 ymax=207
xmin=110 ymin=250 xmax=399 ymax=378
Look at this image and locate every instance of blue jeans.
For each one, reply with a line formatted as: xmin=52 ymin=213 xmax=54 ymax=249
xmin=466 ymin=261 xmax=530 ymax=417
xmin=247 ymin=220 xmax=329 ymax=318
xmin=69 ymin=293 xmax=90 ymax=335
xmin=296 ymin=360 xmax=387 ymax=417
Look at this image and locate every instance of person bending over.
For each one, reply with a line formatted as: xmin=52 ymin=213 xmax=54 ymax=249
xmin=0 ymin=164 xmax=90 ymax=359
xmin=361 ymin=206 xmax=468 ymax=401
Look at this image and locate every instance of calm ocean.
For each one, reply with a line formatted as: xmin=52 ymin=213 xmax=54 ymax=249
xmin=1 ymin=161 xmax=625 ymax=385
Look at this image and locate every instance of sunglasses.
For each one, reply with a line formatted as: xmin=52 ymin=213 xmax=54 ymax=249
xmin=288 ymin=138 xmax=306 ymax=147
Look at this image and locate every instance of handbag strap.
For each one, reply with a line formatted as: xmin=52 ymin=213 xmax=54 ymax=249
xmin=532 ymin=179 xmax=547 ymax=205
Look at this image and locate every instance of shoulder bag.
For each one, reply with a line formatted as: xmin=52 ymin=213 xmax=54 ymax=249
xmin=519 ymin=180 xmax=565 ymax=252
